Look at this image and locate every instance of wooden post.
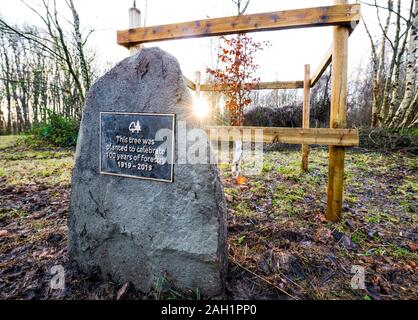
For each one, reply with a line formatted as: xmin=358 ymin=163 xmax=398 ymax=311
xmin=195 ymin=71 xmax=201 ymax=98
xmin=129 ymin=7 xmax=142 ymax=55
xmin=194 ymin=71 xmax=204 ymax=124
xmin=327 ymin=0 xmax=349 ymax=222
xmin=301 ymin=64 xmax=311 ymax=172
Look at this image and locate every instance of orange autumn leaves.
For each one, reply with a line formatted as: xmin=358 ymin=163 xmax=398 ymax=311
xmin=236 ymin=175 xmax=247 ymax=185
xmin=206 ymin=35 xmax=269 ymax=126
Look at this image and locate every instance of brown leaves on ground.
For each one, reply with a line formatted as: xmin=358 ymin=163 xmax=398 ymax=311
xmin=0 ymin=177 xmax=69 ymax=299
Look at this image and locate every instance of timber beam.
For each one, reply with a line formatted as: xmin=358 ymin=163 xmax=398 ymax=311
xmin=117 ymin=4 xmax=361 ymax=47
xmin=311 ymin=47 xmax=333 ymax=88
xmin=183 ymin=76 xmax=196 ymax=90
xmin=205 ymin=126 xmax=359 ymax=147
xmin=311 ymin=28 xmax=355 ymax=88
xmin=200 ymin=81 xmax=304 ymax=91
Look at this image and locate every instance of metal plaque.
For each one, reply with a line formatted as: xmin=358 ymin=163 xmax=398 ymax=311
xmin=100 ymin=112 xmax=175 ymax=182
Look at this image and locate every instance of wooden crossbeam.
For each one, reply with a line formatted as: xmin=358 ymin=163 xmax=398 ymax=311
xmin=310 ymin=28 xmax=355 ymax=87
xmin=117 ymin=4 xmax=361 ymax=46
xmin=205 ymin=126 xmax=359 ymax=147
xmin=200 ymin=81 xmax=303 ymax=91
xmin=311 ymin=46 xmax=332 ymax=88
xmin=184 ymin=78 xmax=303 ymax=91
xmin=183 ymin=76 xmax=196 ymax=90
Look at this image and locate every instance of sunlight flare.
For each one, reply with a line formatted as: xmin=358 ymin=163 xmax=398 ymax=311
xmin=193 ymin=96 xmax=209 ymax=119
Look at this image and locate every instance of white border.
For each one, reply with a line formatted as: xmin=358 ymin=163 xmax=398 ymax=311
xmin=99 ymin=111 xmax=176 ymax=183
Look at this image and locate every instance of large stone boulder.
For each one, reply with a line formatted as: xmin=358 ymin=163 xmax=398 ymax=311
xmin=68 ymin=47 xmax=227 ymax=296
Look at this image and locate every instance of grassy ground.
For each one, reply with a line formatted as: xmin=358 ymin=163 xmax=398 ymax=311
xmin=0 ymin=135 xmax=417 ymax=300
xmin=0 ymin=135 xmax=19 ymax=150
xmin=222 ymin=147 xmax=417 ymax=299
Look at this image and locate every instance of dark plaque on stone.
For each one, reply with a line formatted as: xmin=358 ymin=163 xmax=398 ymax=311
xmin=100 ymin=112 xmax=175 ymax=182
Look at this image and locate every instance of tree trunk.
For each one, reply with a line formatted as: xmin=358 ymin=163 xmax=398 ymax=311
xmin=376 ymin=1 xmax=393 ymax=125
xmin=68 ymin=0 xmax=91 ymax=94
xmin=409 ymin=93 xmax=418 ymax=127
xmin=364 ymin=19 xmax=379 ymax=127
xmin=380 ymin=0 xmax=401 ymax=123
xmin=390 ymin=0 xmax=417 ymax=127
xmin=385 ymin=32 xmax=409 ymax=124
xmin=0 ymin=103 xmax=4 ymax=134
xmin=403 ymin=88 xmax=418 ymax=125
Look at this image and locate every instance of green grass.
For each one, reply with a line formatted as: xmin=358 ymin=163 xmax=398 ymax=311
xmin=1 ymin=150 xmax=73 ymax=161
xmin=235 ymin=201 xmax=258 ymax=218
xmin=351 ymin=228 xmax=367 ymax=245
xmin=262 ymin=161 xmax=274 ymax=173
xmin=368 ymin=243 xmax=418 ymax=260
xmin=237 ymin=235 xmax=246 ymax=245
xmin=0 ymin=207 xmax=27 ymax=220
xmin=0 ymin=157 xmax=74 ymax=186
xmin=33 ymin=220 xmax=47 ymax=231
xmin=387 ymin=243 xmax=418 ymax=259
xmin=365 ymin=210 xmax=399 ymax=224
xmin=0 ymin=135 xmax=19 ymax=150
xmin=0 ymin=135 xmax=75 ymax=186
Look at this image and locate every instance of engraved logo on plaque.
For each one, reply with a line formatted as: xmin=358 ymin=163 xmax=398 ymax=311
xmin=129 ymin=120 xmax=142 ymax=133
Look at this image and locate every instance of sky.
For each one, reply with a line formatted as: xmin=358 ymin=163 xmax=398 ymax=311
xmin=0 ymin=0 xmax=389 ymax=82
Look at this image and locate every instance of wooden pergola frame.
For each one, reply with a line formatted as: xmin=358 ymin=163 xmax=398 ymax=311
xmin=117 ymin=1 xmax=361 ymax=222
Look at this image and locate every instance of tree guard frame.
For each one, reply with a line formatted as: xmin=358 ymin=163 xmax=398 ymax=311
xmin=116 ymin=2 xmax=362 ymax=222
